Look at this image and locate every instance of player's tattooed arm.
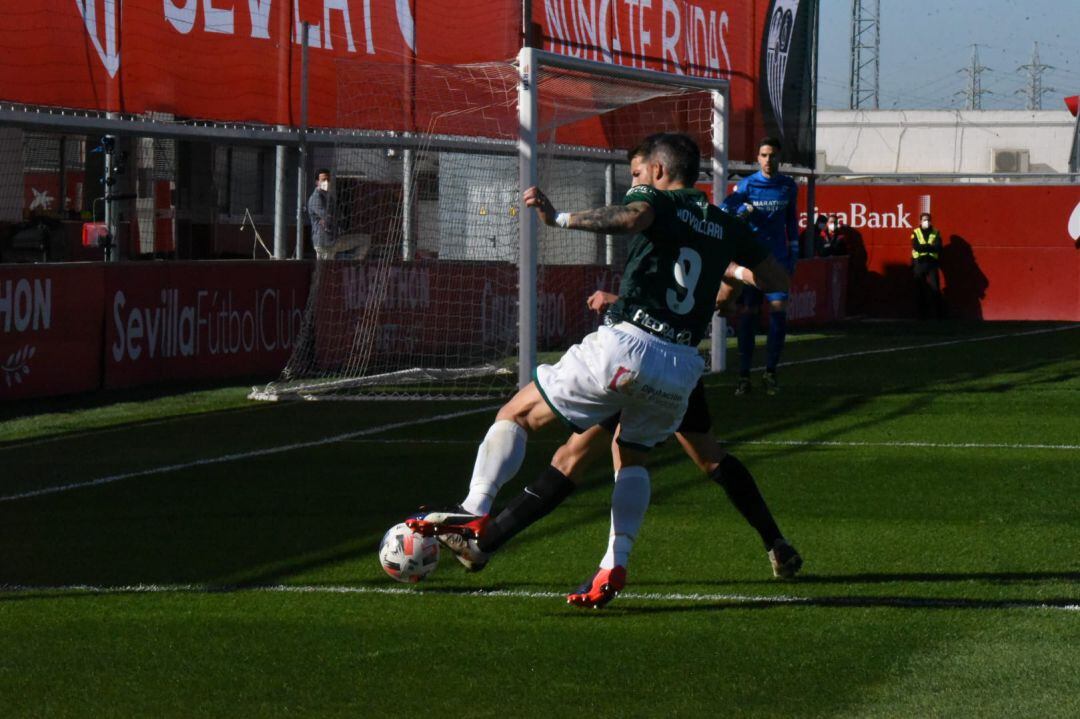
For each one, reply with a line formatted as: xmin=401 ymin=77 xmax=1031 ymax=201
xmin=524 ymin=186 xmax=653 ymax=234
xmin=566 ymin=202 xmax=654 ymax=234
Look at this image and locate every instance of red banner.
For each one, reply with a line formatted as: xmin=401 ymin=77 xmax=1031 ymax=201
xmin=798 ymin=184 xmax=1080 ymax=320
xmin=0 ymin=264 xmax=103 ymax=400
xmin=0 ymin=252 xmax=847 ymax=401
xmin=0 ymin=0 xmax=520 ymax=128
xmin=787 ymin=256 xmax=848 ymax=324
xmin=0 ymin=1 xmax=801 ymax=162
xmin=533 ymin=1 xmax=817 ymax=164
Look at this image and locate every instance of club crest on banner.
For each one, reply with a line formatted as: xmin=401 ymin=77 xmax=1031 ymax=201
xmin=395 ymin=0 xmax=415 ymax=51
xmin=74 ymin=0 xmax=121 ymax=78
xmin=764 ymin=0 xmax=798 ymax=135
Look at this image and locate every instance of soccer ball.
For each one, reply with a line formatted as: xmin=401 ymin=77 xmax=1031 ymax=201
xmin=378 ymin=522 xmax=439 ymax=583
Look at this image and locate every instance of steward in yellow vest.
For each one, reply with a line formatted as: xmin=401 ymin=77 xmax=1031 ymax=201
xmin=911 ymin=212 xmax=943 ymax=318
xmin=911 ymin=222 xmax=942 ymax=262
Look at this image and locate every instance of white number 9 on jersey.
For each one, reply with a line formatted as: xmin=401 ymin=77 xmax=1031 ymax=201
xmin=666 ymin=247 xmax=702 ymax=315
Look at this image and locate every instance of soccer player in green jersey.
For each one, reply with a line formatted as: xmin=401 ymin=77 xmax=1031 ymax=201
xmin=409 ymin=133 xmax=789 ymax=608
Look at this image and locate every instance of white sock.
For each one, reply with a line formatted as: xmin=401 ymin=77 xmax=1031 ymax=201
xmin=600 ymin=466 xmax=650 ymax=569
xmin=460 ymin=420 xmax=527 ymax=516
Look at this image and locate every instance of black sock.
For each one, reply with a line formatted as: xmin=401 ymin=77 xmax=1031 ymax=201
xmin=477 ymin=466 xmax=576 ymax=554
xmin=710 ymin=455 xmax=782 ymax=549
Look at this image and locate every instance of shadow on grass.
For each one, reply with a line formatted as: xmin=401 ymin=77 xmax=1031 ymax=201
xmin=640 ymin=571 xmax=1080 ymax=587
xmin=603 ymin=594 xmax=1080 ymax=615
xmin=2 ymin=323 xmax=1077 ymax=591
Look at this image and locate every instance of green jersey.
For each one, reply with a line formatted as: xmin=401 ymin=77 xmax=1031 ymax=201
xmin=610 ymin=185 xmax=768 ymax=345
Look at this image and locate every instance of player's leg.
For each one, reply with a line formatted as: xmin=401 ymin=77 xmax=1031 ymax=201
xmin=472 ymin=423 xmax=612 ymax=559
xmin=569 ymin=341 xmax=701 ymax=608
xmin=763 ymin=293 xmax=788 ymax=395
xmin=674 ymin=382 xmax=802 ymax=578
xmin=567 ymin=440 xmax=650 ymax=608
xmin=407 ymin=382 xmax=554 ymax=538
xmin=459 ymin=382 xmax=559 ymax=514
xmin=735 ymin=288 xmax=762 ymax=396
xmin=427 ymin=327 xmax=631 ymax=567
xmin=700 ymin=445 xmax=802 ymax=577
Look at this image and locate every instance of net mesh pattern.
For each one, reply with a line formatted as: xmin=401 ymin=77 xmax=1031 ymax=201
xmin=252 ymin=58 xmax=714 ymax=401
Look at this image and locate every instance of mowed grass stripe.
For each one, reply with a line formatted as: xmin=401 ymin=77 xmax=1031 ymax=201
xmin=3 ymin=323 xmax=1074 ymax=503
xmin=0 ymin=405 xmax=498 ymax=503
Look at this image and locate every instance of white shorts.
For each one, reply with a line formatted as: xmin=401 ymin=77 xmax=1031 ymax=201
xmin=534 ymin=322 xmax=704 ymax=450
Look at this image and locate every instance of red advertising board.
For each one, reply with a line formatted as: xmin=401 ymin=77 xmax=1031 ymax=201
xmin=102 ymin=261 xmax=311 ymax=388
xmin=533 ymin=0 xmax=773 ymax=161
xmin=798 ymin=184 xmax=1080 ymax=320
xmin=1 ymin=250 xmax=846 ymax=401
xmin=0 ymin=1 xmax=811 ymax=164
xmin=0 ymin=264 xmax=104 ymax=400
xmin=787 ymin=256 xmax=848 ymax=324
xmin=0 ymin=0 xmax=520 ymax=128
xmin=307 ymin=255 xmax=843 ymax=375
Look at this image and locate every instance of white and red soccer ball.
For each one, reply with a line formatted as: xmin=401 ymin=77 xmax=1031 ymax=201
xmin=378 ymin=522 xmax=439 ymax=583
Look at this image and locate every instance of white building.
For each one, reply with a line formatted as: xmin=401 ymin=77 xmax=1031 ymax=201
xmin=816 ymin=110 xmax=1077 ymax=176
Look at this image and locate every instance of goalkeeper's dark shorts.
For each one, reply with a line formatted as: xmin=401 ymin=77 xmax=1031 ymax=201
xmin=597 ymin=377 xmax=711 ymax=436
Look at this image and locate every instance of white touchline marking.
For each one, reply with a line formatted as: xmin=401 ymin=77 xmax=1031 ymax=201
xmin=0 ymin=583 xmax=1076 ymax=612
xmin=0 ymin=406 xmax=498 ymax=503
xmin=756 ymin=324 xmax=1079 ymax=371
xmin=347 ymin=438 xmax=1080 ymax=451
xmin=3 ymin=324 xmax=1077 ymax=503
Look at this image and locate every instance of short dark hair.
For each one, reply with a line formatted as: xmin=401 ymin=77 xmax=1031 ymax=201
xmin=920 ymin=212 xmax=932 ymax=221
xmin=627 ymin=133 xmax=701 ymax=184
xmin=759 ymin=137 xmax=782 ymax=152
xmin=316 ymin=168 xmax=331 ymax=178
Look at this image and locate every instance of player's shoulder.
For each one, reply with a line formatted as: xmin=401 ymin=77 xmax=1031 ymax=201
xmin=623 ymin=184 xmax=662 ymax=202
xmin=736 ymin=174 xmax=759 ymax=190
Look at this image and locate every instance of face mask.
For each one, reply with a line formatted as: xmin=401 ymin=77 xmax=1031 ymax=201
xmin=826 ymin=223 xmax=836 ymax=232
xmin=319 ymin=180 xmax=329 ymax=191
xmin=921 ymin=220 xmax=930 ymax=229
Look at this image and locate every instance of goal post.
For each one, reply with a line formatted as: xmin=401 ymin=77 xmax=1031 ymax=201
xmin=251 ymin=50 xmax=731 ymax=402
xmin=517 ymin=48 xmax=730 ymax=383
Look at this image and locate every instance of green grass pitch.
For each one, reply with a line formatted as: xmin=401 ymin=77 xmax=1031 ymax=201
xmin=1 ymin=321 xmax=1078 ymax=717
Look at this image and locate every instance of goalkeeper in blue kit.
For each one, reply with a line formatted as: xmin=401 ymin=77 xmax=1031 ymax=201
xmin=721 ymin=137 xmax=800 ymax=396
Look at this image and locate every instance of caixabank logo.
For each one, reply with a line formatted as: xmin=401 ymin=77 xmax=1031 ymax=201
xmin=802 ymin=194 xmax=932 ymax=230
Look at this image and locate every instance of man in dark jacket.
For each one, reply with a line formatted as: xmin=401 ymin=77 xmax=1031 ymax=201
xmin=307 ymin=168 xmax=334 ymax=259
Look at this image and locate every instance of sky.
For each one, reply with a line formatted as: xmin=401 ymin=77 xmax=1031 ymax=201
xmin=816 ymin=0 xmax=1080 ymax=110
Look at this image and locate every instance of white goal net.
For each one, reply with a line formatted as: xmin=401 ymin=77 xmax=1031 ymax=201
xmin=251 ymin=49 xmax=727 ymax=401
